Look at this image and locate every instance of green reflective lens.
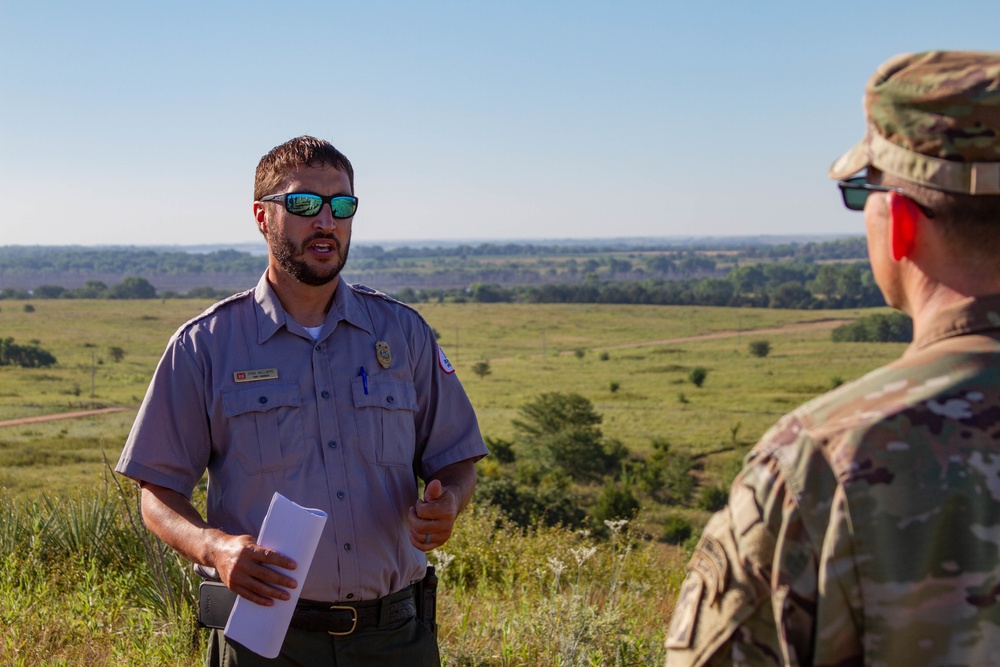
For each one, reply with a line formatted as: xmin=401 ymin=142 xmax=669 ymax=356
xmin=285 ymin=194 xmax=324 ymax=216
xmin=328 ymin=197 xmax=358 ymax=218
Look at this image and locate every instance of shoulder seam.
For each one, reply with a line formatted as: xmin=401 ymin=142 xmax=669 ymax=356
xmin=175 ymin=288 xmax=254 ymax=335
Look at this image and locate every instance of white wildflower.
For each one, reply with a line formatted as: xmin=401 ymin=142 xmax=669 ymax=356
xmin=570 ymin=546 xmax=597 ymax=566
xmin=604 ymin=519 xmax=629 ymax=535
xmin=432 ymin=550 xmax=455 ymax=572
xmin=547 ymin=557 xmax=566 ymax=576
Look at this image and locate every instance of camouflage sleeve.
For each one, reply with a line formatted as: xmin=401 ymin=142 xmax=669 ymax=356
xmin=665 ymin=452 xmax=864 ymax=666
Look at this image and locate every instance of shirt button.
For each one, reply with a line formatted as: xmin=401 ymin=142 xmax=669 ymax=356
xmin=321 ymin=390 xmax=330 ymax=399
xmin=386 ymin=395 xmax=394 ymax=404
xmin=344 ymin=543 xmax=351 ymax=552
xmin=328 ymin=440 xmax=337 ymax=449
xmin=258 ymin=396 xmax=268 ymax=404
xmin=337 ymin=491 xmax=345 ymax=499
xmin=315 ymin=344 xmax=321 ymax=351
xmin=346 ymin=594 xmax=354 ymax=600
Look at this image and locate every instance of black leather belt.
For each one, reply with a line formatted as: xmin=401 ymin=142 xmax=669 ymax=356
xmin=293 ymin=586 xmax=417 ymax=635
xmin=198 ymin=582 xmax=417 ymax=636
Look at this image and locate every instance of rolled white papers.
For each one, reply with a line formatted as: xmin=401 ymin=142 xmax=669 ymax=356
xmin=224 ymin=492 xmax=328 ymax=658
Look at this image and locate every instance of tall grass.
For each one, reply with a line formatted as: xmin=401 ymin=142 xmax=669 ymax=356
xmin=0 ymin=471 xmax=202 ymax=665
xmin=1 ymin=482 xmax=681 ymax=665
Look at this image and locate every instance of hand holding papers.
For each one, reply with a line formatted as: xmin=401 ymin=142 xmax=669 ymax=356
xmin=224 ymin=493 xmax=328 ymax=658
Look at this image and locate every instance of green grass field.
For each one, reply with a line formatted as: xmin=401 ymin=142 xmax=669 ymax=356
xmin=0 ymin=299 xmax=904 ymax=497
xmin=0 ymin=298 xmax=906 ymax=665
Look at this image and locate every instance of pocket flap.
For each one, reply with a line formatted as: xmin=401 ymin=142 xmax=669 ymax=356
xmin=351 ymin=376 xmax=417 ymax=411
xmin=221 ymin=382 xmax=302 ymax=417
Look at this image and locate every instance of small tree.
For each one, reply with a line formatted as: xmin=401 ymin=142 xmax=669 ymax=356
xmin=108 ymin=346 xmax=126 ymax=363
xmin=471 ymin=360 xmax=491 ymax=380
xmin=748 ymin=340 xmax=771 ymax=358
xmin=689 ymin=367 xmax=708 ymax=388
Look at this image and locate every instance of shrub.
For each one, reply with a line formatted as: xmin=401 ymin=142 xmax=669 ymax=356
xmin=0 ymin=337 xmax=56 ymax=368
xmin=689 ymin=367 xmax=708 ymax=388
xmin=663 ymin=514 xmax=694 ymax=545
xmin=484 ymin=436 xmax=516 ymax=464
xmin=748 ymin=340 xmax=771 ymax=357
xmin=471 ymin=360 xmax=491 ymax=379
xmin=592 ymin=483 xmax=640 ymax=526
xmin=609 ymin=381 xmax=620 ymax=393
xmin=697 ymin=484 xmax=729 ymax=512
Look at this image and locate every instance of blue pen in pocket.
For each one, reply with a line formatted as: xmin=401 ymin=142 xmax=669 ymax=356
xmin=359 ymin=366 xmax=368 ymax=395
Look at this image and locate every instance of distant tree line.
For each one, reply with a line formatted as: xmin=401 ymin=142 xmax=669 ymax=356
xmin=0 ymin=239 xmax=866 ymax=277
xmin=832 ymin=311 xmax=912 ymax=342
xmin=1 ymin=277 xmax=161 ymax=300
xmin=395 ymin=262 xmax=886 ymax=309
xmin=0 ymin=247 xmax=265 ymax=276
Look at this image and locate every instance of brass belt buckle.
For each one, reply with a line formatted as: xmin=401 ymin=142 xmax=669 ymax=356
xmin=327 ymin=605 xmax=358 ymax=636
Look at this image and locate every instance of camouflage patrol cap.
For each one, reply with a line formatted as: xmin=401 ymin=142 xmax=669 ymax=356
xmin=829 ymin=51 xmax=1000 ymax=194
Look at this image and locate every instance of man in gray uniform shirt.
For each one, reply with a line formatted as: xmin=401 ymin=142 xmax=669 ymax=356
xmin=116 ymin=136 xmax=488 ymax=666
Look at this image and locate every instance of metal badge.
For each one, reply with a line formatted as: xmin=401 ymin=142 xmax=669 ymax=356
xmin=375 ymin=341 xmax=392 ymax=369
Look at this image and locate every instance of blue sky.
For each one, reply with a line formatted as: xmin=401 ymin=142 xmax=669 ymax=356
xmin=1 ymin=1 xmax=997 ymax=248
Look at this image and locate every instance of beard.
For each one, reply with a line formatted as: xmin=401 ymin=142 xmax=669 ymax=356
xmin=269 ymin=228 xmax=351 ymax=287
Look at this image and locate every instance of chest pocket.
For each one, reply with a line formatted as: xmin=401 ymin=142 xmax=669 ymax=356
xmin=351 ymin=375 xmax=418 ymax=468
xmin=221 ymin=382 xmax=305 ymax=475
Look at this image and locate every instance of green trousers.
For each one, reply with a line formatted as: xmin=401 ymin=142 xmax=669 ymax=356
xmin=206 ymin=617 xmax=440 ymax=667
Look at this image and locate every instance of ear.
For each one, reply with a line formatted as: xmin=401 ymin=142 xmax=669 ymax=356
xmin=253 ymin=202 xmax=268 ymax=236
xmin=887 ymin=191 xmax=920 ymax=261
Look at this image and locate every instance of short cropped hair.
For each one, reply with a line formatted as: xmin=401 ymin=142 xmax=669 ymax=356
xmin=254 ymin=136 xmax=355 ymax=200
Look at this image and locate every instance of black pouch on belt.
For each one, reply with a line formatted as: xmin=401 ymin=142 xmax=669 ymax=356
xmin=415 ymin=566 xmax=438 ymax=637
xmin=198 ymin=581 xmax=238 ymax=629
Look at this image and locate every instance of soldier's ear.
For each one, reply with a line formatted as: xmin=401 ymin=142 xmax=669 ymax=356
xmin=887 ymin=191 xmax=920 ymax=261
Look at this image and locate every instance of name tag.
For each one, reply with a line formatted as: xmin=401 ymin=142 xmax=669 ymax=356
xmin=234 ymin=368 xmax=279 ymax=382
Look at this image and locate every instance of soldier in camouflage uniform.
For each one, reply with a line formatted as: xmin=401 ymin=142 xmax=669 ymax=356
xmin=666 ymin=51 xmax=1000 ymax=666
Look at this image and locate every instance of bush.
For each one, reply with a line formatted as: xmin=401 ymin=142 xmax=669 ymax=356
xmin=663 ymin=514 xmax=694 ymax=545
xmin=484 ymin=436 xmax=516 ymax=464
xmin=748 ymin=340 xmax=771 ymax=357
xmin=0 ymin=337 xmax=56 ymax=368
xmin=592 ymin=483 xmax=640 ymax=525
xmin=689 ymin=367 xmax=708 ymax=388
xmin=697 ymin=484 xmax=729 ymax=512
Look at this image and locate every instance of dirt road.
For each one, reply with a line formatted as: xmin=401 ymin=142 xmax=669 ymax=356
xmin=0 ymin=406 xmax=130 ymax=429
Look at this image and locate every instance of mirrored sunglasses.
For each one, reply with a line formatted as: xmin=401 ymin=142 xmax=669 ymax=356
xmin=260 ymin=193 xmax=359 ymax=218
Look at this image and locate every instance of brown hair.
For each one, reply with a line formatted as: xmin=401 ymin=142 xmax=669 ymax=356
xmin=253 ymin=136 xmax=354 ymax=200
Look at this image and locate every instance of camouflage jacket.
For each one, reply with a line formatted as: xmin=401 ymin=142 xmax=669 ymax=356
xmin=666 ymin=295 xmax=1000 ymax=667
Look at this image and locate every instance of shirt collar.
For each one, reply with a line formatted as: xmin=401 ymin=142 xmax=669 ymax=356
xmin=252 ymin=272 xmax=373 ymax=344
xmin=907 ymin=293 xmax=1000 ymax=354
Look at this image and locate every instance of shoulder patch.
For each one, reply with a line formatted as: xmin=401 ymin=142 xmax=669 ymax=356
xmin=666 ymin=572 xmax=704 ymax=649
xmin=438 ymin=346 xmax=455 ymax=374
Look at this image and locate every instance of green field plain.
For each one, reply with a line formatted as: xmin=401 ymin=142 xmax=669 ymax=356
xmin=0 ymin=298 xmax=904 ymax=496
xmin=0 ymin=298 xmax=909 ymax=665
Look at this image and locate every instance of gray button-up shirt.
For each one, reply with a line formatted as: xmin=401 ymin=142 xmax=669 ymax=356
xmin=117 ymin=272 xmax=487 ymax=601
